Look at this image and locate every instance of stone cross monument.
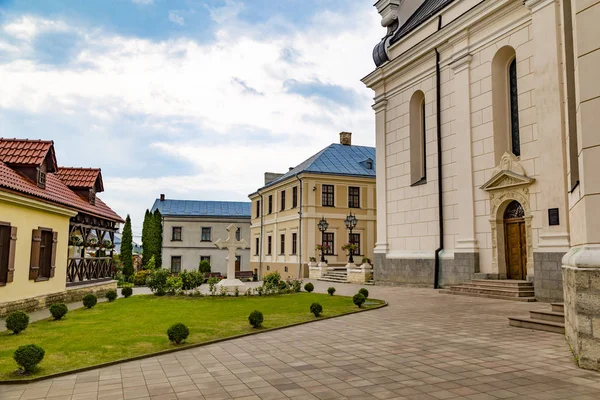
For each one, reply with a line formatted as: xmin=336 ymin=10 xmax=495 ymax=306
xmin=215 ymin=223 xmax=248 ymax=291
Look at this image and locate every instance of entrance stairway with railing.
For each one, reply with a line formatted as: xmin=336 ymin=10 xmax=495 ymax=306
xmin=439 ymin=279 xmax=536 ymax=302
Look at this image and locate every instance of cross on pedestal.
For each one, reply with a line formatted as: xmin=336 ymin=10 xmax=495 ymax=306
xmin=215 ymin=223 xmax=248 ymax=291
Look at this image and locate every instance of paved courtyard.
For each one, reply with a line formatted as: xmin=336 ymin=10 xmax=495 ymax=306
xmin=2 ymin=281 xmax=600 ymax=400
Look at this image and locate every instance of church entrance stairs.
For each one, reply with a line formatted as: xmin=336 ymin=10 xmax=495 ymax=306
xmin=316 ymin=267 xmax=348 ymax=283
xmin=439 ymin=279 xmax=536 ymax=302
xmin=508 ymin=303 xmax=565 ymax=334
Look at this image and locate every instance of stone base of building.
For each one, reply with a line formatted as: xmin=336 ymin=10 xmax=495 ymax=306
xmin=0 ymin=280 xmax=118 ymax=317
xmin=563 ymin=246 xmax=600 ymax=371
xmin=534 ymin=252 xmax=565 ymax=302
xmin=347 ymin=263 xmax=373 ymax=284
xmin=373 ymin=252 xmax=479 ymax=287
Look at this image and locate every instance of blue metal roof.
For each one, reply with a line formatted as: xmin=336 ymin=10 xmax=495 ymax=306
xmin=151 ymin=199 xmax=251 ymax=218
xmin=254 ymin=143 xmax=376 ymax=193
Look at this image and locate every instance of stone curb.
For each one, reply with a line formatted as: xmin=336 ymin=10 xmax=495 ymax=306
xmin=0 ymin=300 xmax=388 ymax=385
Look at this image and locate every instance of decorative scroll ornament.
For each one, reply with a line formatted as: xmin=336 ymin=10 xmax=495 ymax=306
xmin=481 ymin=152 xmax=534 ymax=192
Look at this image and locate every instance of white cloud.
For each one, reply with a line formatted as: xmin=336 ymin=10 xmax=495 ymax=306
xmin=168 ymin=11 xmax=185 ymax=26
xmin=132 ymin=0 xmax=153 ymax=4
xmin=3 ymin=15 xmax=70 ymax=41
xmin=207 ymin=0 xmax=244 ymax=24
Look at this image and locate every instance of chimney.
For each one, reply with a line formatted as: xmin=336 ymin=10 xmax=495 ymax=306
xmin=289 ymin=167 xmax=294 ymax=171
xmin=160 ymin=194 xmax=165 ymax=201
xmin=264 ymin=172 xmax=284 ymax=185
xmin=339 ymin=131 xmax=352 ymax=146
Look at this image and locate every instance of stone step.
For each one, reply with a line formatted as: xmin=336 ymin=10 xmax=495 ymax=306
xmin=448 ymin=285 xmax=535 ymax=297
xmin=470 ymin=279 xmax=533 ymax=287
xmin=439 ymin=289 xmax=537 ymax=302
xmin=317 ymin=277 xmax=348 ymax=283
xmin=529 ymin=310 xmax=564 ymax=323
xmin=551 ymin=303 xmax=564 ymax=313
xmin=324 ymin=272 xmax=347 ymax=276
xmin=508 ymin=316 xmax=565 ymax=334
xmin=458 ymin=282 xmax=535 ymax=292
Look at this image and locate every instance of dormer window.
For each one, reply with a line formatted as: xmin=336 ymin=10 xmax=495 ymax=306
xmin=89 ymin=189 xmax=96 ymax=205
xmin=37 ymin=169 xmax=46 ymax=189
xmin=366 ymin=160 xmax=373 ymax=169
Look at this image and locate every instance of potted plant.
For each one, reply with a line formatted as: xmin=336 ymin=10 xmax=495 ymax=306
xmin=86 ymin=237 xmax=98 ymax=250
xmin=102 ymin=239 xmax=114 ymax=250
xmin=361 ymin=257 xmax=372 ymax=269
xmin=309 ymin=257 xmax=317 ymax=262
xmin=69 ymin=234 xmax=83 ymax=248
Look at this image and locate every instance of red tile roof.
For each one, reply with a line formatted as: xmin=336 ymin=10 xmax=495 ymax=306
xmin=57 ymin=167 xmax=104 ymax=192
xmin=0 ymin=138 xmax=57 ymax=170
xmin=0 ymin=161 xmax=124 ymax=223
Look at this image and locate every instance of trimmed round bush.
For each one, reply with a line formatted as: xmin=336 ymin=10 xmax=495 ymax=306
xmin=13 ymin=344 xmax=45 ymax=373
xmin=105 ymin=290 xmax=117 ymax=302
xmin=121 ymin=286 xmax=133 ymax=298
xmin=327 ymin=287 xmax=336 ymax=296
xmin=167 ymin=323 xmax=190 ymax=345
xmin=304 ymin=282 xmax=314 ymax=293
xmin=353 ymin=293 xmax=366 ymax=308
xmin=358 ymin=288 xmax=369 ymax=299
xmin=156 ymin=288 xmax=166 ymax=296
xmin=310 ymin=302 xmax=323 ymax=317
xmin=83 ymin=294 xmax=97 ymax=309
xmin=49 ymin=303 xmax=68 ymax=320
xmin=248 ymin=310 xmax=264 ymax=328
xmin=6 ymin=311 xmax=29 ymax=334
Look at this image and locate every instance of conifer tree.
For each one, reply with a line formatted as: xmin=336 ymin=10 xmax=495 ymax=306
xmin=152 ymin=209 xmax=163 ymax=268
xmin=142 ymin=210 xmax=151 ymax=267
xmin=121 ymin=215 xmax=134 ymax=278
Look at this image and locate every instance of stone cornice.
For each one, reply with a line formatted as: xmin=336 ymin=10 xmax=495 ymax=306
xmin=525 ymin=0 xmax=556 ymax=13
xmin=449 ymin=54 xmax=472 ymax=73
xmin=0 ymin=189 xmax=78 ymax=217
xmin=372 ymin=98 xmax=388 ymax=113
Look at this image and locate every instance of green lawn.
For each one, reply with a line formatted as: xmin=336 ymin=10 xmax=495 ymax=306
xmin=0 ymin=293 xmax=383 ymax=380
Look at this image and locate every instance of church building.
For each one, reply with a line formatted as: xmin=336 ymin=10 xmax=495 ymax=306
xmin=363 ymin=0 xmax=597 ymax=304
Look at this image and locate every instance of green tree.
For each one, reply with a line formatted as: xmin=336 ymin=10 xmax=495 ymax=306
xmin=121 ymin=215 xmax=134 ymax=278
xmin=142 ymin=210 xmax=152 ymax=268
xmin=152 ymin=209 xmax=163 ymax=268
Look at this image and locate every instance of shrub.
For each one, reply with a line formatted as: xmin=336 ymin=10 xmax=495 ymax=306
xmin=207 ymin=276 xmax=220 ymax=295
xmin=6 ymin=311 xmax=29 ymax=334
xmin=133 ymin=270 xmax=150 ymax=286
xmin=199 ymin=259 xmax=211 ymax=275
xmin=353 ymin=293 xmax=366 ymax=308
xmin=361 ymin=257 xmax=371 ymax=264
xmin=248 ymin=310 xmax=264 ymax=328
xmin=264 ymin=271 xmax=281 ymax=286
xmin=83 ymin=294 xmax=97 ymax=309
xmin=147 ymin=268 xmax=170 ymax=295
xmin=49 ymin=303 xmax=68 ymax=320
xmin=180 ymin=270 xmax=202 ymax=290
xmin=358 ymin=288 xmax=369 ymax=299
xmin=327 ymin=287 xmax=336 ymax=296
xmin=13 ymin=344 xmax=45 ymax=373
xmin=304 ymin=282 xmax=314 ymax=293
xmin=122 ymin=286 xmax=133 ymax=298
xmin=234 ymin=286 xmax=240 ymax=297
xmin=310 ymin=302 xmax=323 ymax=317
xmin=166 ymin=276 xmax=183 ymax=295
xmin=167 ymin=323 xmax=189 ymax=345
xmin=105 ymin=290 xmax=117 ymax=302
xmin=289 ymin=279 xmax=302 ymax=293
xmin=278 ymin=280 xmax=288 ymax=290
xmin=145 ymin=255 xmax=157 ymax=270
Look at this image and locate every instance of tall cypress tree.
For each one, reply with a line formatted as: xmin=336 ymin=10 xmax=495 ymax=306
xmin=141 ymin=209 xmax=151 ymax=267
xmin=121 ymin=215 xmax=134 ymax=278
xmin=152 ymin=209 xmax=163 ymax=268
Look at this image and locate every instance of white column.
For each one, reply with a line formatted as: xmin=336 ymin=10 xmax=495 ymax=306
xmin=449 ymin=54 xmax=478 ymax=252
xmin=373 ymin=96 xmax=388 ymax=254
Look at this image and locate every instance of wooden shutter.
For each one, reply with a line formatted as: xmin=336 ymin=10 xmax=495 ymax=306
xmin=50 ymin=231 xmax=58 ymax=278
xmin=6 ymin=226 xmax=17 ymax=283
xmin=29 ymin=229 xmax=41 ymax=280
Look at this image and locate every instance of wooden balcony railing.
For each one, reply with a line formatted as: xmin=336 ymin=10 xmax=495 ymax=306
xmin=66 ymin=257 xmax=114 ymax=286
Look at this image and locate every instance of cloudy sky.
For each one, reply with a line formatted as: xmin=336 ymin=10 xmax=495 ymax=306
xmin=0 ymin=0 xmax=382 ymax=240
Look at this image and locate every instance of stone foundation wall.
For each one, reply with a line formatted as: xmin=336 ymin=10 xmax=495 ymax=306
xmin=534 ymin=252 xmax=565 ymax=302
xmin=439 ymin=253 xmax=479 ymax=287
xmin=0 ymin=280 xmax=117 ymax=317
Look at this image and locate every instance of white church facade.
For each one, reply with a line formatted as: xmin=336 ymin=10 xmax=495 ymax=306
xmin=363 ymin=0 xmax=597 ymax=304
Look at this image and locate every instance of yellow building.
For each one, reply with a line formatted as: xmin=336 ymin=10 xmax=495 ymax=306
xmin=248 ymin=132 xmax=376 ymax=280
xmin=0 ymin=139 xmax=123 ymax=316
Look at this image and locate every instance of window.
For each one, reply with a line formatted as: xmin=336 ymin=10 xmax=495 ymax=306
xmin=323 ymin=232 xmax=334 ymax=255
xmin=172 ymin=227 xmax=182 ymax=241
xmin=350 ymin=233 xmax=361 ymax=255
xmin=255 ymin=237 xmax=259 ymax=255
xmin=281 ymin=190 xmax=286 ymax=211
xmin=267 ymin=236 xmax=272 ymax=255
xmin=284 ymin=266 xmax=288 ymax=272
xmin=256 ymin=200 xmax=261 ymax=218
xmin=268 ymin=195 xmax=273 ymax=214
xmin=322 ymin=185 xmax=334 ymax=207
xmin=509 ymin=58 xmax=520 ymax=157
xmin=200 ymin=255 xmax=211 ymax=264
xmin=292 ymin=233 xmax=297 ymax=255
xmin=39 ymin=230 xmax=54 ymax=279
xmin=37 ymin=169 xmax=46 ymax=189
xmin=267 ymin=265 xmax=270 ymax=271
xmin=0 ymin=224 xmax=16 ymax=285
xmin=171 ymin=256 xmax=182 ymax=273
xmin=366 ymin=160 xmax=373 ymax=169
xmin=201 ymin=227 xmax=211 ymax=242
xmin=280 ymin=234 xmax=285 ymax=255
xmin=348 ymin=187 xmax=360 ymax=208
xmin=29 ymin=229 xmax=57 ymax=281
xmin=292 ymin=186 xmax=298 ymax=208
xmin=410 ymin=90 xmax=426 ymax=185
xmin=236 ymin=227 xmax=241 ymax=241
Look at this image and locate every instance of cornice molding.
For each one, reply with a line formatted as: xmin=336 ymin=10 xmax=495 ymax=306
xmin=525 ymin=0 xmax=556 ymax=13
xmin=372 ymin=98 xmax=388 ymax=112
xmin=0 ymin=190 xmax=78 ymax=217
xmin=449 ymin=54 xmax=472 ymax=73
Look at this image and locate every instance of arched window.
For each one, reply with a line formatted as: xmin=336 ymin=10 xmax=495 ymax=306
xmin=409 ymin=90 xmax=426 ymax=185
xmin=492 ymin=46 xmax=520 ymax=163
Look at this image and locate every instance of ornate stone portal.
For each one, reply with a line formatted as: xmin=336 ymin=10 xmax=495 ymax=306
xmin=481 ymin=152 xmax=535 ymax=279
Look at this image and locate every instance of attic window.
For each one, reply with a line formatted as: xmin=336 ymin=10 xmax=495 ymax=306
xmin=366 ymin=160 xmax=373 ymax=169
xmin=37 ymin=170 xmax=46 ymax=189
xmin=89 ymin=189 xmax=96 ymax=205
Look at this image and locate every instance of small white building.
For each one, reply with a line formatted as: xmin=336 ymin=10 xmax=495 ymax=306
xmin=151 ymin=196 xmax=251 ymax=277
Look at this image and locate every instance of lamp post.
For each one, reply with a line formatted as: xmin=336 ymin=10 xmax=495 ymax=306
xmin=344 ymin=213 xmax=358 ymax=263
xmin=317 ymin=217 xmax=329 ymax=263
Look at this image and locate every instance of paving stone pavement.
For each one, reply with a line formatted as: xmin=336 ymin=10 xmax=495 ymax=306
xmin=2 ymin=281 xmax=600 ymax=400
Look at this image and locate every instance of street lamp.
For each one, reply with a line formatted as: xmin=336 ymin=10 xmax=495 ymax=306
xmin=317 ymin=217 xmax=329 ymax=263
xmin=344 ymin=213 xmax=358 ymax=263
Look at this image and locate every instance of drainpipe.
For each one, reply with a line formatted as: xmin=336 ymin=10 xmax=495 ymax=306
xmin=295 ymin=175 xmax=303 ymax=279
xmin=433 ymin=46 xmax=444 ymax=289
xmin=258 ymin=190 xmax=264 ymax=279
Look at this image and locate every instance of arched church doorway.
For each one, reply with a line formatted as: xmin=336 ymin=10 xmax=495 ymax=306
xmin=503 ymin=200 xmax=527 ymax=280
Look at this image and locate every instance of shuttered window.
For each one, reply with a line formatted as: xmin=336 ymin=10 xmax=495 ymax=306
xmin=0 ymin=224 xmax=17 ymax=284
xmin=30 ymin=228 xmax=57 ymax=281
